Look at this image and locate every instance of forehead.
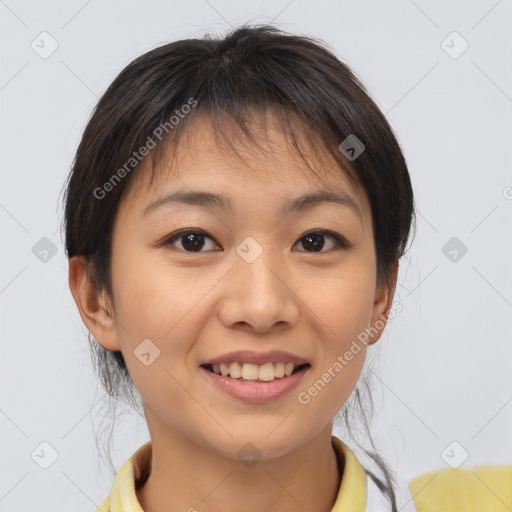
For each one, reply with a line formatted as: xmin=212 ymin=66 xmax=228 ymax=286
xmin=120 ymin=113 xmax=368 ymax=216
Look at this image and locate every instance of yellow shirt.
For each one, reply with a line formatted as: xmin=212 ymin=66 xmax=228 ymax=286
xmin=95 ymin=436 xmax=512 ymax=511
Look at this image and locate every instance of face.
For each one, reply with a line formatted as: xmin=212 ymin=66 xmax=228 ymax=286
xmin=81 ymin=114 xmax=393 ymax=460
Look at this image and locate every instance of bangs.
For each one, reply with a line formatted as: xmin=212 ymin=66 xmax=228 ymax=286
xmin=136 ymin=104 xmax=360 ymax=197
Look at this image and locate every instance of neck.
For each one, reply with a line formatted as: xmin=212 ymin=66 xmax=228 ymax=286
xmin=136 ymin=424 xmax=343 ymax=512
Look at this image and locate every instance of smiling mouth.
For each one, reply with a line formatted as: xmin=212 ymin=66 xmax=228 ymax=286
xmin=200 ymin=362 xmax=311 ymax=382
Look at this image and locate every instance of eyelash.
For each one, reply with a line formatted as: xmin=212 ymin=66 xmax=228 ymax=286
xmin=160 ymin=228 xmax=350 ymax=254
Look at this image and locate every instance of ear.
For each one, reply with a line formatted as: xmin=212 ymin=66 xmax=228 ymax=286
xmin=367 ymin=261 xmax=398 ymax=346
xmin=68 ymin=256 xmax=122 ymax=351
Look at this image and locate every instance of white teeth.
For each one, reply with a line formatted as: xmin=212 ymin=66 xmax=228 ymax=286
xmin=229 ymin=362 xmax=242 ymax=378
xmin=274 ymin=362 xmax=285 ymax=378
xmin=209 ymin=361 xmax=306 ymax=381
xmin=242 ymin=363 xmax=259 ymax=380
xmin=258 ymin=362 xmax=274 ymax=382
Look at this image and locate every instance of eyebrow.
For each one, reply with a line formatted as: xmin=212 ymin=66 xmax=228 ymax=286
xmin=142 ymin=187 xmax=360 ymax=218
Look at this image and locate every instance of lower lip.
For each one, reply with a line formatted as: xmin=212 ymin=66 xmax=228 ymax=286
xmin=200 ymin=365 xmax=310 ymax=403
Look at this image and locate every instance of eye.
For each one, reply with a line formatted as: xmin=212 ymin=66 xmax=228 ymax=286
xmin=161 ymin=228 xmax=349 ymax=254
xmin=162 ymin=229 xmax=221 ymax=253
xmin=295 ymin=230 xmax=349 ymax=253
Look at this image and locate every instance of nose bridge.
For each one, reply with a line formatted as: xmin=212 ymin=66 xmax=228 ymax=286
xmin=218 ymin=235 xmax=299 ymax=331
xmin=235 ymin=235 xmax=285 ymax=299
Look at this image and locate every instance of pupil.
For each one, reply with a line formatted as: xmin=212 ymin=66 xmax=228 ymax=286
xmin=303 ymin=233 xmax=324 ymax=252
xmin=183 ymin=233 xmax=204 ymax=252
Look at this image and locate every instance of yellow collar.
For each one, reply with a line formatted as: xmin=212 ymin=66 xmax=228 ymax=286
xmin=331 ymin=435 xmax=367 ymax=510
xmin=96 ymin=435 xmax=367 ymax=512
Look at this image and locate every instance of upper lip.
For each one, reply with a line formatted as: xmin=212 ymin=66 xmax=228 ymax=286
xmin=201 ymin=350 xmax=309 ymax=366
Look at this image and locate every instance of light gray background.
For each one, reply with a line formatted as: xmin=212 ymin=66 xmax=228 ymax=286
xmin=1 ymin=1 xmax=511 ymax=510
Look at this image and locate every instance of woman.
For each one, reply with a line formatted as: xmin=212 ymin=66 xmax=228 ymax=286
xmin=63 ymin=25 xmax=512 ymax=511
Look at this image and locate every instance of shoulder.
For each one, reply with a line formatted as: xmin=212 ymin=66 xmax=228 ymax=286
xmin=407 ymin=464 xmax=512 ymax=511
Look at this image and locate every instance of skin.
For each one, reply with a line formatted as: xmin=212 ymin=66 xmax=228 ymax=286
xmin=69 ymin=114 xmax=397 ymax=512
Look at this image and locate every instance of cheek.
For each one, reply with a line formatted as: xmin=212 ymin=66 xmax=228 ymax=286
xmin=110 ymin=250 xmax=225 ymax=400
xmin=303 ymin=263 xmax=375 ymax=346
xmin=319 ymin=287 xmax=370 ymax=384
xmin=110 ymin=255 xmax=205 ymax=415
xmin=112 ymin=247 xmax=213 ymax=338
xmin=294 ymin=267 xmax=374 ymax=413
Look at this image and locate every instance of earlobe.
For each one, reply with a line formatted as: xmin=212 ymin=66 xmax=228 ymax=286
xmin=367 ymin=261 xmax=398 ymax=346
xmin=67 ymin=256 xmax=122 ymax=351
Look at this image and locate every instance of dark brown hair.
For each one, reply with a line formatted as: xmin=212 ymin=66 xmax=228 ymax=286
xmin=62 ymin=24 xmax=415 ymax=511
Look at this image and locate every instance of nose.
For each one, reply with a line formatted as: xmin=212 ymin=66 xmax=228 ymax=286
xmin=218 ymin=248 xmax=300 ymax=333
